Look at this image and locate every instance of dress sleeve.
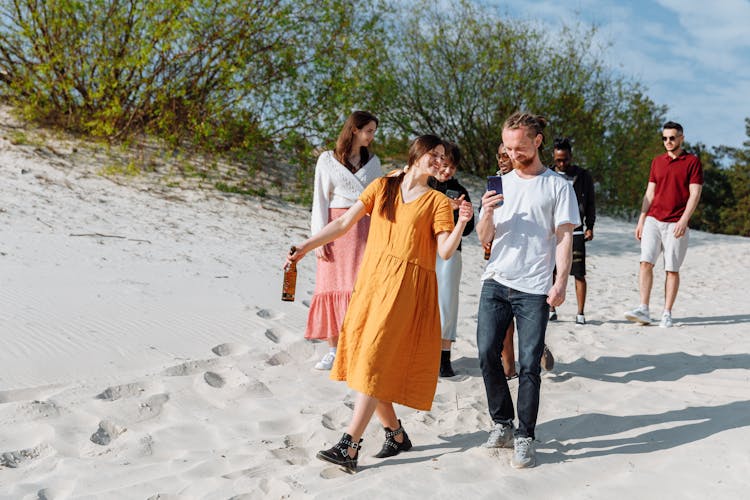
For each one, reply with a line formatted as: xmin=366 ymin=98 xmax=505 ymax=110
xmin=359 ymin=177 xmax=383 ymax=215
xmin=310 ymin=153 xmax=331 ymax=234
xmin=433 ymin=196 xmax=455 ymax=235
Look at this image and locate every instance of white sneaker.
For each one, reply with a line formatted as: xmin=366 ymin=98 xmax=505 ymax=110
xmin=510 ymin=436 xmax=536 ymax=468
xmin=624 ymin=306 xmax=651 ymax=325
xmin=659 ymin=312 xmax=673 ymax=328
xmin=314 ymin=352 xmax=336 ymax=370
xmin=482 ymin=422 xmax=515 ymax=448
xmin=575 ymin=314 xmax=586 ymax=325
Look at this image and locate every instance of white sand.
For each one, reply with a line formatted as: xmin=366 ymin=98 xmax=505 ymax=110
xmin=2 ymin=113 xmax=749 ymax=499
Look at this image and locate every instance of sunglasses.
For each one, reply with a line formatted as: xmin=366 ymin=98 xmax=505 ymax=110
xmin=662 ymin=135 xmax=681 ymax=142
xmin=495 ymin=153 xmax=510 ymax=161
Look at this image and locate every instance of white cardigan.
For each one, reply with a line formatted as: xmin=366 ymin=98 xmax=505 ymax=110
xmin=310 ymin=150 xmax=382 ymax=234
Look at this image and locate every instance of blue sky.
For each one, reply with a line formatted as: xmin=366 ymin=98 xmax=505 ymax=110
xmin=480 ymin=0 xmax=750 ymax=151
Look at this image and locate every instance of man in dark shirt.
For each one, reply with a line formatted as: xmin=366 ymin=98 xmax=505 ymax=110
xmin=549 ymin=137 xmax=596 ymax=325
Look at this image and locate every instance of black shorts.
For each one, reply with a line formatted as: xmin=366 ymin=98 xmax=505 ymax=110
xmin=570 ymin=233 xmax=586 ymax=278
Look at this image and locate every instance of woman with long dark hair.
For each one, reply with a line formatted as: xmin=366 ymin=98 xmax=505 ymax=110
xmin=305 ymin=111 xmax=381 ymax=370
xmin=285 ymin=135 xmax=473 ymax=472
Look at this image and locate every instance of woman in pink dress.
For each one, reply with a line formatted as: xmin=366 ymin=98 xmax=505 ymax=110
xmin=306 ymin=111 xmax=382 ymax=369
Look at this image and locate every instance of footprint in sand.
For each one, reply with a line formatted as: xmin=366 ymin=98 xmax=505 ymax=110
xmin=247 ymin=379 xmax=272 ymax=398
xmin=96 ymin=382 xmax=149 ymax=401
xmin=37 ymin=480 xmax=76 ymax=500
xmin=0 ymin=384 xmax=62 ymax=404
xmin=266 ymin=351 xmax=293 ymax=366
xmin=203 ymin=371 xmax=225 ymax=388
xmin=135 ymin=393 xmax=170 ymax=422
xmin=17 ymin=400 xmax=62 ymax=419
xmin=264 ymin=329 xmax=280 ymax=344
xmin=162 ymin=358 xmax=222 ymax=376
xmin=211 ymin=342 xmax=249 ymax=357
xmin=0 ymin=444 xmax=53 ymax=468
xmin=270 ymin=447 xmax=309 ymax=466
xmin=256 ymin=308 xmax=280 ymax=320
xmin=90 ymin=420 xmax=126 ymax=446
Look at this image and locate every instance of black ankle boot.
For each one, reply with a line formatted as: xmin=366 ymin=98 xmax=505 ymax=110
xmin=440 ymin=350 xmax=456 ymax=378
xmin=374 ymin=420 xmax=412 ymax=458
xmin=316 ymin=433 xmax=362 ymax=472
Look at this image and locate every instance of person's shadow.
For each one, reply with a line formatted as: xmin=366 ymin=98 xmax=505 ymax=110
xmin=535 ymin=400 xmax=750 ymax=463
xmin=550 ymin=352 xmax=750 ymax=383
xmin=678 ymin=314 xmax=750 ymax=326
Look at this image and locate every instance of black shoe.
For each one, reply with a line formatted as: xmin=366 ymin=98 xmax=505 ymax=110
xmin=374 ymin=420 xmax=413 ymax=458
xmin=316 ymin=433 xmax=361 ymax=473
xmin=439 ymin=350 xmax=456 ymax=378
xmin=440 ymin=361 xmax=456 ymax=378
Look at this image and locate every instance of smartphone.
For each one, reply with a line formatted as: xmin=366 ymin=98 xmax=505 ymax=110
xmin=487 ymin=175 xmax=503 ymax=206
xmin=445 ymin=189 xmax=461 ymax=200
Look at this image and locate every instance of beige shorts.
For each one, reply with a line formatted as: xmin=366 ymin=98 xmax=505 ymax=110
xmin=640 ymin=216 xmax=689 ymax=272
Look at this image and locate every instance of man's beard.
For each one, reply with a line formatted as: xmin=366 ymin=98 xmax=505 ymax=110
xmin=512 ymin=156 xmax=534 ymax=168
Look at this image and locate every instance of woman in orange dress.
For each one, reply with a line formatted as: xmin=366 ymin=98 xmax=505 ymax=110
xmin=285 ymin=135 xmax=473 ymax=472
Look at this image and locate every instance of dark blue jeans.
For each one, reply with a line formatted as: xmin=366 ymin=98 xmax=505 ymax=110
xmin=476 ymin=279 xmax=549 ymax=439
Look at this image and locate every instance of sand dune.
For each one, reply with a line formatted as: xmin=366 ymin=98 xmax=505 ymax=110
xmin=1 ymin=117 xmax=749 ymax=499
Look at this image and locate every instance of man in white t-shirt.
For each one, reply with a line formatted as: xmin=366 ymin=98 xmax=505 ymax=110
xmin=475 ymin=112 xmax=580 ymax=469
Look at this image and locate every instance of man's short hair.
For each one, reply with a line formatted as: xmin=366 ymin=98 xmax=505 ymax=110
xmin=553 ymin=137 xmax=572 ymax=152
xmin=443 ymin=141 xmax=462 ymax=167
xmin=663 ymin=121 xmax=683 ymax=134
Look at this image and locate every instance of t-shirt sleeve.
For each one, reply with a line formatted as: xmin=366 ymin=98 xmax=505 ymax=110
xmin=648 ymin=158 xmax=657 ymax=183
xmin=556 ymin=181 xmax=581 ymax=229
xmin=433 ymin=196 xmax=455 ymax=235
xmin=689 ymin=157 xmax=704 ymax=185
xmin=358 ymin=176 xmax=383 ymax=215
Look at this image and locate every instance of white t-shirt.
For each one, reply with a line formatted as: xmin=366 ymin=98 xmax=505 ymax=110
xmin=482 ymin=168 xmax=580 ymax=295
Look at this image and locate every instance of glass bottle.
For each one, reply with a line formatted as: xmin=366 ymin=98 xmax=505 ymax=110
xmin=282 ymin=246 xmax=297 ymax=301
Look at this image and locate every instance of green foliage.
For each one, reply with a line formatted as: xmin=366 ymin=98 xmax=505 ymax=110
xmin=0 ymin=0 xmax=746 ymax=234
xmin=374 ymin=0 xmax=666 ymax=211
xmin=214 ymin=181 xmax=267 ymax=198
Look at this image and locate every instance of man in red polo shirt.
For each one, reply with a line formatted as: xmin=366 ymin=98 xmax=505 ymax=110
xmin=625 ymin=121 xmax=703 ymax=328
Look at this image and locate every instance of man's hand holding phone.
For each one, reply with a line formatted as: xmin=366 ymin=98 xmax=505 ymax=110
xmin=484 ymin=175 xmax=504 ymax=212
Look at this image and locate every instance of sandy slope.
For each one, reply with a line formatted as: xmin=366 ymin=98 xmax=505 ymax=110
xmin=1 ymin=119 xmax=749 ymax=499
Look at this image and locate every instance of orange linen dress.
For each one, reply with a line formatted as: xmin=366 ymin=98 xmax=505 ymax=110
xmin=330 ymin=177 xmax=455 ymax=410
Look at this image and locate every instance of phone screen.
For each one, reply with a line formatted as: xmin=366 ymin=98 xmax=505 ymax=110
xmin=445 ymin=189 xmax=460 ymax=199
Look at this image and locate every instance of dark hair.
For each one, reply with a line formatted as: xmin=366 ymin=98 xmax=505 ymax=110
xmin=663 ymin=121 xmax=683 ymax=134
xmin=553 ymin=137 xmax=572 ymax=152
xmin=335 ymin=111 xmax=379 ymax=173
xmin=444 ymin=141 xmax=462 ymax=167
xmin=380 ymin=134 xmax=443 ymax=222
xmin=503 ymin=112 xmax=547 ymax=145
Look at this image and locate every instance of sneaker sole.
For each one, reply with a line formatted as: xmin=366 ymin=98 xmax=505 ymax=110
xmin=511 ymin=458 xmax=536 ymax=469
xmin=624 ymin=313 xmax=651 ymax=325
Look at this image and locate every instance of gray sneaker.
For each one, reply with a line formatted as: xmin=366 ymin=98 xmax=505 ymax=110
xmin=510 ymin=436 xmax=536 ymax=468
xmin=624 ymin=306 xmax=651 ymax=325
xmin=482 ymin=422 xmax=514 ymax=448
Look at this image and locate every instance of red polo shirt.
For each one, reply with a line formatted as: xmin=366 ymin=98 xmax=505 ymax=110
xmin=647 ymin=151 xmax=703 ymax=223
